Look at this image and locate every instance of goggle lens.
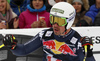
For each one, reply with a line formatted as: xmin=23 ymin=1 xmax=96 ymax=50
xmin=50 ymin=15 xmax=67 ymax=26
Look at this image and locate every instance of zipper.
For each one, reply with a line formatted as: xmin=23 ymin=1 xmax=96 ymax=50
xmin=12 ymin=2 xmax=21 ymax=13
xmin=18 ymin=6 xmax=21 ymax=13
xmin=37 ymin=12 xmax=38 ymax=21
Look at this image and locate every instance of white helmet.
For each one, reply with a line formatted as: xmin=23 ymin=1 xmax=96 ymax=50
xmin=50 ymin=2 xmax=76 ymax=29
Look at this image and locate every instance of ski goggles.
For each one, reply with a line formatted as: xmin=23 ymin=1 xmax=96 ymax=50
xmin=50 ymin=14 xmax=67 ymax=26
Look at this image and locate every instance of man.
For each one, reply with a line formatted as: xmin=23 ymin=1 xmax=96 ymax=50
xmin=10 ymin=0 xmax=29 ymax=16
xmin=2 ymin=2 xmax=95 ymax=61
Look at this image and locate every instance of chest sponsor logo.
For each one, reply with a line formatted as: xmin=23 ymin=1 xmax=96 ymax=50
xmin=43 ymin=40 xmax=77 ymax=56
xmin=45 ymin=31 xmax=53 ymax=37
xmin=70 ymin=37 xmax=78 ymax=44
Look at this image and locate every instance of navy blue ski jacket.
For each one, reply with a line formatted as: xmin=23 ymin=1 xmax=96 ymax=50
xmin=11 ymin=28 xmax=95 ymax=61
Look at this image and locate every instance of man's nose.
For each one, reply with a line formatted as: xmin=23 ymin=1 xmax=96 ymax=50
xmin=53 ymin=23 xmax=59 ymax=27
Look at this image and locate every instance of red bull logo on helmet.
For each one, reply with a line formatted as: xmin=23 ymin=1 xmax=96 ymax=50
xmin=43 ymin=40 xmax=77 ymax=56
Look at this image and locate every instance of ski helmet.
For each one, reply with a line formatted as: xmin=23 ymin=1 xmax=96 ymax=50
xmin=50 ymin=2 xmax=76 ymax=29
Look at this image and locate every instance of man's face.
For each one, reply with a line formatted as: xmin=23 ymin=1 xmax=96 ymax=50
xmin=52 ymin=23 xmax=65 ymax=35
xmin=55 ymin=0 xmax=65 ymax=3
xmin=0 ymin=0 xmax=7 ymax=13
xmin=32 ymin=0 xmax=43 ymax=9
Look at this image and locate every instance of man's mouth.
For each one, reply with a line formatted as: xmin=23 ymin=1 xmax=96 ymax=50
xmin=54 ymin=28 xmax=59 ymax=32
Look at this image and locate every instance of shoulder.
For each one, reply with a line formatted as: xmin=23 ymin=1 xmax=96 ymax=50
xmin=39 ymin=28 xmax=53 ymax=38
xmin=19 ymin=9 xmax=30 ymax=17
xmin=40 ymin=11 xmax=50 ymax=15
xmin=70 ymin=29 xmax=82 ymax=47
xmin=72 ymin=29 xmax=82 ymax=40
xmin=85 ymin=11 xmax=95 ymax=17
xmin=41 ymin=11 xmax=50 ymax=18
xmin=86 ymin=5 xmax=98 ymax=14
xmin=86 ymin=4 xmax=97 ymax=12
xmin=44 ymin=11 xmax=50 ymax=14
xmin=85 ymin=11 xmax=94 ymax=15
xmin=21 ymin=9 xmax=29 ymax=14
xmin=89 ymin=4 xmax=96 ymax=10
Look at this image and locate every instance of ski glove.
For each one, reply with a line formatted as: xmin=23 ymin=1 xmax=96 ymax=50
xmin=2 ymin=35 xmax=17 ymax=49
xmin=80 ymin=37 xmax=93 ymax=57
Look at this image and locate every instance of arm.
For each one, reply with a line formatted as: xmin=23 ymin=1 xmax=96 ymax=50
xmin=76 ymin=40 xmax=95 ymax=61
xmin=11 ymin=34 xmax=42 ymax=56
xmin=85 ymin=11 xmax=95 ymax=23
xmin=77 ymin=41 xmax=84 ymax=61
xmin=80 ymin=37 xmax=96 ymax=61
xmin=2 ymin=34 xmax=42 ymax=56
xmin=8 ymin=17 xmax=19 ymax=29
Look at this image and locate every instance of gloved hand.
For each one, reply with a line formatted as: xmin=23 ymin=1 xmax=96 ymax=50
xmin=80 ymin=37 xmax=93 ymax=57
xmin=2 ymin=35 xmax=17 ymax=49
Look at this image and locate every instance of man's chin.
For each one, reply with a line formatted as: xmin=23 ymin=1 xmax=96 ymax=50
xmin=54 ymin=32 xmax=60 ymax=35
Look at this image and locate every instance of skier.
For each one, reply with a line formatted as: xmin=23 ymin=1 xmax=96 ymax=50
xmin=2 ymin=2 xmax=95 ymax=61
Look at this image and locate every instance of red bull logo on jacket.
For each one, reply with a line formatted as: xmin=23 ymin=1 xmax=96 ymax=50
xmin=43 ymin=40 xmax=77 ymax=56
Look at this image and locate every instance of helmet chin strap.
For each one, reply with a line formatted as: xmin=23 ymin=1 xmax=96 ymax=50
xmin=64 ymin=24 xmax=68 ymax=35
xmin=59 ymin=29 xmax=67 ymax=37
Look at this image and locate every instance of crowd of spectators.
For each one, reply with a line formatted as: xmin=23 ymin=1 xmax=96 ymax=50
xmin=0 ymin=0 xmax=100 ymax=29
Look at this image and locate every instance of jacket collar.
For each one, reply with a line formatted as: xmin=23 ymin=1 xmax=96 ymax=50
xmin=27 ymin=4 xmax=46 ymax=12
